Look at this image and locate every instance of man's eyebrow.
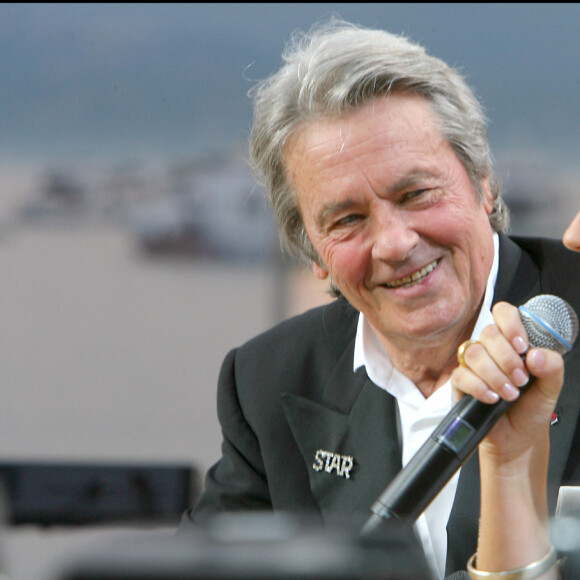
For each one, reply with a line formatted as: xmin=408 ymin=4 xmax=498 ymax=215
xmin=387 ymin=170 xmax=436 ymax=194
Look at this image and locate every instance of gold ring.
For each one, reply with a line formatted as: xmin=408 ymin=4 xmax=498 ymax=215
xmin=457 ymin=339 xmax=480 ymax=368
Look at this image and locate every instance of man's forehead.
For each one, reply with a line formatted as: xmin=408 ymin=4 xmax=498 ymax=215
xmin=293 ymin=98 xmax=446 ymax=161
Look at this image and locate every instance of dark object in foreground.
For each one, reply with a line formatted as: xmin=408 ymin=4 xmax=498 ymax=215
xmin=58 ymin=512 xmax=432 ymax=579
xmin=0 ymin=461 xmax=198 ymax=526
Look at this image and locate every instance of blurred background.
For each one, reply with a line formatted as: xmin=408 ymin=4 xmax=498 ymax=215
xmin=0 ymin=3 xmax=579 ymax=578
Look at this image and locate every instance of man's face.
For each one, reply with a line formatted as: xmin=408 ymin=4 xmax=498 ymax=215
xmin=285 ymin=94 xmax=495 ymax=351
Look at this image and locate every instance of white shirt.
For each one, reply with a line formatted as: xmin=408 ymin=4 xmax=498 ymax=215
xmin=353 ymin=233 xmax=499 ymax=579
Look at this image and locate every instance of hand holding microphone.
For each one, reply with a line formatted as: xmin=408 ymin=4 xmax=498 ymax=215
xmin=362 ymin=294 xmax=578 ymax=535
xmin=451 ymin=297 xmax=573 ymax=459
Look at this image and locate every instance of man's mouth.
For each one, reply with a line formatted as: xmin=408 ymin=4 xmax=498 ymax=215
xmin=384 ymin=259 xmax=439 ymax=288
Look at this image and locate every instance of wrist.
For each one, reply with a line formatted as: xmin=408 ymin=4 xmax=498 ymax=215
xmin=478 ymin=432 xmax=549 ymax=479
xmin=477 ymin=442 xmax=550 ymax=571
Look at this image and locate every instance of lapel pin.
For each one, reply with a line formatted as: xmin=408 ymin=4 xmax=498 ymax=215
xmin=313 ymin=449 xmax=354 ymax=479
xmin=551 ymin=411 xmax=559 ymax=426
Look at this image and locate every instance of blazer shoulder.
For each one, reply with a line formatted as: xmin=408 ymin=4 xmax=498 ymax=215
xmin=511 ymin=235 xmax=580 ymax=305
xmin=228 ymin=298 xmax=359 ymax=399
xmin=241 ymin=297 xmax=358 ymax=355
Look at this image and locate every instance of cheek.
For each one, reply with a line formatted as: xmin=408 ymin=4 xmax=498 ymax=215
xmin=436 ymin=207 xmax=493 ymax=283
xmin=427 ymin=198 xmax=486 ymax=246
xmin=320 ymin=239 xmax=370 ymax=286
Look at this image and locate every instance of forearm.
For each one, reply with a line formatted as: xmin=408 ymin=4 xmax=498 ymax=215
xmin=476 ymin=436 xmax=556 ymax=578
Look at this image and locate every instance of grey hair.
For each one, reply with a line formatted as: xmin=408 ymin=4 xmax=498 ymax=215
xmin=248 ymin=19 xmax=509 ymax=267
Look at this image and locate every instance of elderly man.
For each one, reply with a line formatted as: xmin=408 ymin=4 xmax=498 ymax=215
xmin=183 ymin=20 xmax=580 ymax=578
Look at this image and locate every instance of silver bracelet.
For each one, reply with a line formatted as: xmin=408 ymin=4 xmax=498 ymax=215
xmin=467 ymin=546 xmax=557 ymax=579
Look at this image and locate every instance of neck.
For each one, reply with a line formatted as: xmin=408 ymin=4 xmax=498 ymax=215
xmin=393 ymin=344 xmax=463 ymax=398
xmin=373 ymin=322 xmax=478 ymax=399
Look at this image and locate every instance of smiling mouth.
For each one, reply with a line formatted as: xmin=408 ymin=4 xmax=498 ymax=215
xmin=384 ymin=259 xmax=439 ymax=288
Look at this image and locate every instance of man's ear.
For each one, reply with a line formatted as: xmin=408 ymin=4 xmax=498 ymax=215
xmin=312 ymin=262 xmax=329 ymax=280
xmin=480 ymin=177 xmax=494 ymax=214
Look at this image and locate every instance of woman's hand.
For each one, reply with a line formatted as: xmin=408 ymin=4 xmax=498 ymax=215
xmin=451 ymin=301 xmax=564 ymax=461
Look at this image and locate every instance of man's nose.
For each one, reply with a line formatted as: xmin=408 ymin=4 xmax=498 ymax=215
xmin=370 ymin=207 xmax=419 ymax=262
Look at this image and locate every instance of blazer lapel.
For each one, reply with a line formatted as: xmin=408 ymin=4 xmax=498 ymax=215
xmin=282 ymin=340 xmax=402 ymax=524
xmin=492 ymin=233 xmax=542 ymax=306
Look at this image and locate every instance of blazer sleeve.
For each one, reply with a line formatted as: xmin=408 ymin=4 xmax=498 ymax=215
xmin=180 ymin=348 xmax=272 ymax=529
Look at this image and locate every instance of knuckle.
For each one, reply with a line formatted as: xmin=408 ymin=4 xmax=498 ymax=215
xmin=472 ymin=380 xmax=495 ymax=402
xmin=480 ymin=324 xmax=500 ymax=342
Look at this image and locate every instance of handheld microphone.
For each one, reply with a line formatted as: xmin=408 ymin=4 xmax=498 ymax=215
xmin=361 ymin=294 xmax=579 ymax=536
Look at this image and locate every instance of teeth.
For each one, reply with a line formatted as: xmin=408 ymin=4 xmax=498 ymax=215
xmin=385 ymin=260 xmax=438 ymax=288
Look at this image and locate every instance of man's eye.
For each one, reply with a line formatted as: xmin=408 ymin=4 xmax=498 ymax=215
xmin=405 ymin=189 xmax=427 ymax=200
xmin=335 ymin=214 xmax=362 ymax=226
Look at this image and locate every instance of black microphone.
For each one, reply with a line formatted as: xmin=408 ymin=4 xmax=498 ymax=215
xmin=361 ymin=294 xmax=579 ymax=536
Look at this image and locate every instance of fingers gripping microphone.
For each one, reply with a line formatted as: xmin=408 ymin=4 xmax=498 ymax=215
xmin=361 ymin=294 xmax=579 ymax=536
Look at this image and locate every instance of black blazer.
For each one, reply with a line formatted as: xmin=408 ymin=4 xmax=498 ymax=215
xmin=186 ymin=234 xmax=580 ymax=576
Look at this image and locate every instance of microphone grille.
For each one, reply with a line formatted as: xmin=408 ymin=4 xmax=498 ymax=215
xmin=519 ymin=294 xmax=579 ymax=354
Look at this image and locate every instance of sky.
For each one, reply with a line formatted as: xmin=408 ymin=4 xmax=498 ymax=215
xmin=1 ymin=3 xmax=580 ymax=170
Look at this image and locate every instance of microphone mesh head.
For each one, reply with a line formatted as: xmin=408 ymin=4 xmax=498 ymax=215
xmin=519 ymin=294 xmax=579 ymax=354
